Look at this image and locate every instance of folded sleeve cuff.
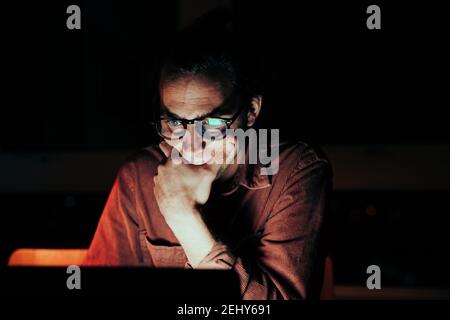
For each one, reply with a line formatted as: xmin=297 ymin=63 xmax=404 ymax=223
xmin=184 ymin=242 xmax=236 ymax=270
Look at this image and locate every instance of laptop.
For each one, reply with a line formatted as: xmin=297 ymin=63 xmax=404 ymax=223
xmin=0 ymin=267 xmax=241 ymax=299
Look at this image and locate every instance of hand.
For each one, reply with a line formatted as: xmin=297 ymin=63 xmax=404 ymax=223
xmin=153 ymin=141 xmax=220 ymax=222
xmin=153 ymin=141 xmax=219 ymax=266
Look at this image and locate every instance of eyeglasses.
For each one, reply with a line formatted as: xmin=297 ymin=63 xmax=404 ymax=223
xmin=152 ymin=107 xmax=244 ymax=141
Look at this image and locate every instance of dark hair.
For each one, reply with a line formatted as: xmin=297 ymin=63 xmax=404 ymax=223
xmin=157 ymin=9 xmax=263 ymax=112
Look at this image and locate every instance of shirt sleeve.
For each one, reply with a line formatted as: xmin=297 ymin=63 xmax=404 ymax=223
xmin=190 ymin=154 xmax=332 ymax=300
xmin=185 ymin=242 xmax=236 ymax=269
xmin=83 ymin=161 xmax=142 ymax=266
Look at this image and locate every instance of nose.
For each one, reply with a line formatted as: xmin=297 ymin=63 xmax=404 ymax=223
xmin=181 ymin=121 xmax=204 ymax=154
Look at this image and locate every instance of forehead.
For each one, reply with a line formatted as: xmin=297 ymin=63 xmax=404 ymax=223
xmin=160 ymin=76 xmax=225 ymax=119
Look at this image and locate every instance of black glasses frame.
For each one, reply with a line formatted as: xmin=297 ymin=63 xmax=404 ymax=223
xmin=152 ymin=107 xmax=245 ymax=140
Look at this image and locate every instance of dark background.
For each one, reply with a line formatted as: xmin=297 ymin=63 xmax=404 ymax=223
xmin=1 ymin=0 xmax=449 ymax=294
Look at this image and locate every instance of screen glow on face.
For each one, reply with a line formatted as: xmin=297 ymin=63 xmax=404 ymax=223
xmin=206 ymin=118 xmax=225 ymax=127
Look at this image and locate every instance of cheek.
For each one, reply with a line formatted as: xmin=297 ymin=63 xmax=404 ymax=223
xmin=166 ymin=139 xmax=183 ymax=152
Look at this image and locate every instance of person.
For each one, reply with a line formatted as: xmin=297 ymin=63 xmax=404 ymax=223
xmin=83 ymin=11 xmax=333 ymax=300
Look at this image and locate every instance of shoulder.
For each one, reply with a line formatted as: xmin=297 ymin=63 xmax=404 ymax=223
xmin=279 ymin=141 xmax=330 ymax=168
xmin=115 ymin=144 xmax=165 ymax=180
xmin=274 ymin=141 xmax=332 ymax=181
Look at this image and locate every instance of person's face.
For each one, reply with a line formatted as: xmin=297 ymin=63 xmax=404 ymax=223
xmin=159 ymin=75 xmax=243 ymax=168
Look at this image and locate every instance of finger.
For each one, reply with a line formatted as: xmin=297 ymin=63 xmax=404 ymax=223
xmin=224 ymin=138 xmax=238 ymax=164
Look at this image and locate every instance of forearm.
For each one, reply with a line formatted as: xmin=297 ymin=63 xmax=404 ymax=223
xmin=164 ymin=209 xmax=216 ymax=267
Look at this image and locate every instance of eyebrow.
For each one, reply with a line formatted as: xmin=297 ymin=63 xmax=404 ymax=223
xmin=160 ymin=95 xmax=235 ymax=120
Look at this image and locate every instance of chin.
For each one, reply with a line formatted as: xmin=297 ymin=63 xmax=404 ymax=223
xmin=181 ymin=153 xmax=213 ymax=165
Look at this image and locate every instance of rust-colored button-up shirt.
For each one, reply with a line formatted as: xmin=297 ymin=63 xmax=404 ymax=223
xmin=83 ymin=141 xmax=332 ymax=300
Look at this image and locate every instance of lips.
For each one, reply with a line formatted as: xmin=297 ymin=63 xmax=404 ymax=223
xmin=171 ymin=137 xmax=237 ymax=165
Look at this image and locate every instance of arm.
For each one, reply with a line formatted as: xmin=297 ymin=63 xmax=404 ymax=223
xmin=153 ymin=141 xmax=227 ymax=267
xmin=163 ymin=208 xmax=216 ymax=268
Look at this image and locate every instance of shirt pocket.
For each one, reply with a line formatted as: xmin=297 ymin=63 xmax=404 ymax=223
xmin=139 ymin=230 xmax=187 ymax=268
